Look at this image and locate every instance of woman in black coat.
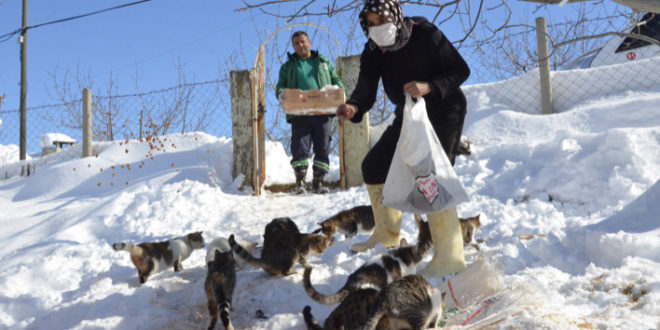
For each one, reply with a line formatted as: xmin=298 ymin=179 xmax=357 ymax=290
xmin=336 ymin=0 xmax=469 ymax=279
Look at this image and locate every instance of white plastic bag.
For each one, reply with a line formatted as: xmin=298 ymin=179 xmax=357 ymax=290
xmin=382 ymin=94 xmax=469 ymax=214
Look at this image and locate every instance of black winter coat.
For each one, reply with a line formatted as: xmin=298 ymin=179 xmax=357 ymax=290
xmin=347 ymin=17 xmax=470 ymax=127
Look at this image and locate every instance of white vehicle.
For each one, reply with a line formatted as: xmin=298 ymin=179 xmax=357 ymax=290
xmin=563 ymin=12 xmax=660 ymax=70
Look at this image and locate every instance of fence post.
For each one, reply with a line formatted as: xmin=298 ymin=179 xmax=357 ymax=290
xmin=338 ymin=55 xmax=369 ymax=189
xmin=230 ymin=70 xmax=259 ymax=193
xmin=255 ymin=50 xmax=266 ymax=192
xmin=82 ymin=88 xmax=93 ymax=157
xmin=536 ymin=17 xmax=553 ymax=114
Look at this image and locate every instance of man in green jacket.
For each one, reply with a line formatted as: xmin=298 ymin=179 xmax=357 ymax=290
xmin=276 ymin=31 xmax=344 ymax=194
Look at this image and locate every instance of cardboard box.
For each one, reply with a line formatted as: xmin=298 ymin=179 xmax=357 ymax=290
xmin=281 ymin=88 xmax=345 ymax=115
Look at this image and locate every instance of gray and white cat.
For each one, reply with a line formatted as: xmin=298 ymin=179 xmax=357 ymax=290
xmin=229 ymin=217 xmax=332 ymax=277
xmin=303 ymin=214 xmax=432 ymax=305
xmin=358 ymin=274 xmax=446 ymax=330
xmin=205 ymin=237 xmax=236 ymax=330
xmin=112 ymin=231 xmax=205 ymax=284
xmin=313 ymin=205 xmax=375 ymax=239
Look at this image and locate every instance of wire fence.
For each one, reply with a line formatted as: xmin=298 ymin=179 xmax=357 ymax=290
xmin=462 ymin=49 xmax=660 ymax=116
xmin=0 ymin=79 xmax=234 ymax=157
xmin=2 ymin=32 xmax=660 ymax=171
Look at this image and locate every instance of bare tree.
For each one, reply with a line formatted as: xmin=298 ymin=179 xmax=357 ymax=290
xmin=47 ymin=64 xmax=131 ymax=141
xmin=46 ymin=58 xmax=224 ymax=142
xmin=46 ymin=63 xmax=94 ymax=136
xmin=468 ymin=3 xmax=621 ymax=81
xmin=521 ymin=0 xmax=660 ymax=13
xmin=95 ymin=71 xmax=121 ymax=141
xmin=235 ymin=0 xmax=648 ymax=81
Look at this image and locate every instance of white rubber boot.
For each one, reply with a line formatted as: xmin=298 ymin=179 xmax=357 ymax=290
xmin=418 ymin=207 xmax=466 ymax=279
xmin=351 ymin=184 xmax=402 ymax=253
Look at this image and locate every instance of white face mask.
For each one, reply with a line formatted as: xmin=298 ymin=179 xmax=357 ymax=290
xmin=368 ymin=22 xmax=397 ymax=47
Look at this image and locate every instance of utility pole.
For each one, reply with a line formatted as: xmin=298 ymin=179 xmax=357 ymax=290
xmin=19 ymin=0 xmax=28 ymax=160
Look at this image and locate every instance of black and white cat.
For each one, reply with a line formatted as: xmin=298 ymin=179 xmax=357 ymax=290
xmin=112 ymin=231 xmax=205 ymax=284
xmin=303 ymin=215 xmax=432 ymax=305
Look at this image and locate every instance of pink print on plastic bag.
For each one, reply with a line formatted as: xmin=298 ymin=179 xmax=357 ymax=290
xmin=416 ymin=174 xmax=439 ymax=203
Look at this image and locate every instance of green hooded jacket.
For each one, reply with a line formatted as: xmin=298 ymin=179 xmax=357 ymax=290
xmin=276 ymin=51 xmax=344 ymax=122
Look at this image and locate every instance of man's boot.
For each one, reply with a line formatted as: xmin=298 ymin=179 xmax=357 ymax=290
xmin=312 ymin=169 xmax=329 ymax=194
xmin=294 ymin=168 xmax=307 ymax=194
xmin=419 ymin=207 xmax=466 ymax=279
xmin=351 ymin=184 xmax=402 ymax=253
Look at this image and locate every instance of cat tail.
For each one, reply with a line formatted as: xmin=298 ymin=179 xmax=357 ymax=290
xmin=112 ymin=242 xmax=135 ymax=252
xmin=302 ymin=306 xmax=322 ymax=330
xmin=219 ymin=301 xmax=233 ymax=330
xmin=228 ymin=234 xmax=269 ymax=269
xmin=303 ymin=265 xmax=350 ymax=305
xmin=412 ymin=214 xmax=433 ymax=260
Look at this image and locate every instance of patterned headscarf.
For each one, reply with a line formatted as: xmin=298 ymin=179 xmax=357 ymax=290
xmin=358 ymin=0 xmax=414 ymax=52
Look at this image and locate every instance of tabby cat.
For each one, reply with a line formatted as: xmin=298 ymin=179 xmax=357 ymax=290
xmin=205 ymin=243 xmax=236 ymax=330
xmin=303 ymin=214 xmax=432 ymax=305
xmin=460 ymin=214 xmax=481 ymax=251
xmin=302 ymin=288 xmax=387 ymax=330
xmin=359 ymin=275 xmax=446 ymax=330
xmin=228 ymin=217 xmax=331 ymax=277
xmin=313 ymin=205 xmax=375 ymax=239
xmin=112 ymin=231 xmax=205 ymax=284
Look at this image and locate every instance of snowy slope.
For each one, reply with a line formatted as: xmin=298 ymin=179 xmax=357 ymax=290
xmin=1 ymin=79 xmax=660 ymax=328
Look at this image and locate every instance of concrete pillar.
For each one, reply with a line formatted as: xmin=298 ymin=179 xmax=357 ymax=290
xmin=230 ymin=70 xmax=258 ymax=192
xmin=536 ymin=17 xmax=554 ymax=115
xmin=338 ymin=55 xmax=370 ymax=188
xmin=82 ymin=88 xmax=93 ymax=157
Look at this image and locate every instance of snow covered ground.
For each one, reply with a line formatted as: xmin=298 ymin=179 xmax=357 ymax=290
xmin=1 ymin=66 xmax=659 ymax=329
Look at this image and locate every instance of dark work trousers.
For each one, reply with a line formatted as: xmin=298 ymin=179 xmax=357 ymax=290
xmin=362 ymin=104 xmax=466 ymax=185
xmin=290 ymin=115 xmax=333 ymax=174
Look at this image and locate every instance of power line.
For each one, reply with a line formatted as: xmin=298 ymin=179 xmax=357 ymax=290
xmin=0 ymin=28 xmax=21 ymax=43
xmin=0 ymin=0 xmax=152 ymax=44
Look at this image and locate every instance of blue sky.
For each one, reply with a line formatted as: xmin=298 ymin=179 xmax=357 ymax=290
xmin=0 ymin=0 xmax=623 ymax=113
xmin=0 ymin=1 xmax=260 ymax=111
